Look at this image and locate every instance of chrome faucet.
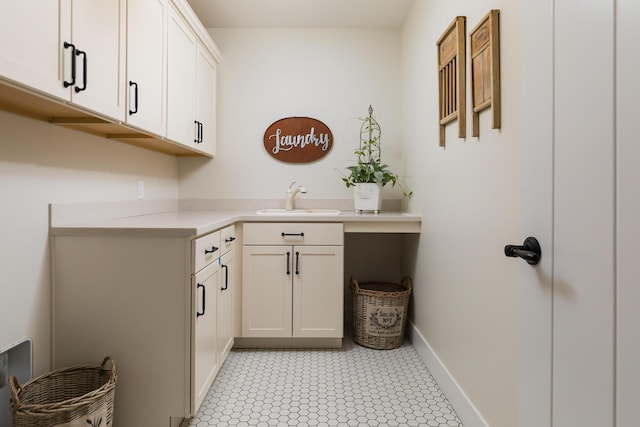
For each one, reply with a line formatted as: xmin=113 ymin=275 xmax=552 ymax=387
xmin=286 ymin=181 xmax=307 ymax=210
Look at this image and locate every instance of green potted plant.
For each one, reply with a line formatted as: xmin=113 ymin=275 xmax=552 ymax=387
xmin=342 ymin=106 xmax=411 ymax=213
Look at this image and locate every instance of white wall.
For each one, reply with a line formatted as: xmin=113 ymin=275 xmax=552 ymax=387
xmin=178 ymin=28 xmax=404 ymax=201
xmin=0 ymin=111 xmax=179 ymax=376
xmin=401 ymin=1 xmax=521 ymax=426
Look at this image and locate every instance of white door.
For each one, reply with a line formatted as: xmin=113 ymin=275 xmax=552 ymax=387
xmin=520 ymin=0 xmax=639 ymax=426
xmin=615 ymin=1 xmax=640 ymax=425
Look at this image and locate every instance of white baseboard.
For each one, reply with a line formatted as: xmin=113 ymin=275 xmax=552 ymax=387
xmin=407 ymin=321 xmax=490 ymax=427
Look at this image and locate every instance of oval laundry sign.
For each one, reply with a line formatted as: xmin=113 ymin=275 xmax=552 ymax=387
xmin=263 ymin=117 xmax=333 ymax=163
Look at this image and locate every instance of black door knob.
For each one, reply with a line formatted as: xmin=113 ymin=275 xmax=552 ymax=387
xmin=504 ymin=237 xmax=541 ymax=265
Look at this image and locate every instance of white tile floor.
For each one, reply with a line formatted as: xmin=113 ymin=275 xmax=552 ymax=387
xmin=188 ymin=335 xmax=463 ymax=427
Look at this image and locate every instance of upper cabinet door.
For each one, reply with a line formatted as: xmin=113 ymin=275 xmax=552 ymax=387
xmin=195 ymin=44 xmax=217 ymax=156
xmin=0 ymin=0 xmax=125 ymax=120
xmin=126 ymin=0 xmax=167 ymax=136
xmin=70 ymin=0 xmax=126 ymax=121
xmin=0 ymin=0 xmax=70 ymax=100
xmin=166 ymin=5 xmax=197 ymax=148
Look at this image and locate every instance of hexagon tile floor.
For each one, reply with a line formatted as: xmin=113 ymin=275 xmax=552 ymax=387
xmin=187 ymin=336 xmax=463 ymax=427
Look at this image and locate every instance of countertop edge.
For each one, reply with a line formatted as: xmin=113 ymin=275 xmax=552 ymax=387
xmin=50 ymin=210 xmax=422 ymax=238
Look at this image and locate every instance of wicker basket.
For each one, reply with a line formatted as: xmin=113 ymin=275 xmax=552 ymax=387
xmin=9 ymin=356 xmax=117 ymax=427
xmin=351 ymin=276 xmax=412 ymax=350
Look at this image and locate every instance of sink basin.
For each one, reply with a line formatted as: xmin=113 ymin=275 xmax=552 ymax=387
xmin=256 ymin=208 xmax=341 ymax=216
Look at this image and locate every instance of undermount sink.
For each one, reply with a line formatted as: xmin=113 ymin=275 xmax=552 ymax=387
xmin=256 ymin=208 xmax=342 ymax=216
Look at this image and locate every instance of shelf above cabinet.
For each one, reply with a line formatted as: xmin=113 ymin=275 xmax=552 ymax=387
xmin=0 ymin=77 xmax=212 ymax=157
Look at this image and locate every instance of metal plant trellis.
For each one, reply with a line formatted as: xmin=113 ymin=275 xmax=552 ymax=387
xmin=359 ymin=105 xmax=381 ymax=165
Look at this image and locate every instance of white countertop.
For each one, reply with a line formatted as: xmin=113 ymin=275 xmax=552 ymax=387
xmin=50 ymin=208 xmax=422 ymax=237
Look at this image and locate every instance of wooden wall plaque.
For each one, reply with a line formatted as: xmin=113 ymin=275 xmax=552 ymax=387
xmin=437 ymin=16 xmax=466 ymax=147
xmin=263 ymin=117 xmax=333 ymax=163
xmin=470 ymin=10 xmax=500 ymax=137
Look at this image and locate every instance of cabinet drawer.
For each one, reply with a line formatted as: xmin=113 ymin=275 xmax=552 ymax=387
xmin=220 ymin=224 xmax=237 ymax=255
xmin=193 ymin=230 xmax=221 ymax=273
xmin=243 ymin=223 xmax=343 ymax=246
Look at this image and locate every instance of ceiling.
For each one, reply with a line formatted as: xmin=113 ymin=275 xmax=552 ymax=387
xmin=186 ymin=0 xmax=416 ymax=29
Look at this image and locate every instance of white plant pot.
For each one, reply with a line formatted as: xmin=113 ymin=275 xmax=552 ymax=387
xmin=353 ymin=183 xmax=382 ymax=213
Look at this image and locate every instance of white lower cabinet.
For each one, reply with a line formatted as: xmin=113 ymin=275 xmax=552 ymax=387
xmin=52 ymin=225 xmax=236 ymax=427
xmin=218 ymin=248 xmax=235 ymax=360
xmin=192 ymin=259 xmax=220 ymax=413
xmin=242 ymin=223 xmax=344 ymax=339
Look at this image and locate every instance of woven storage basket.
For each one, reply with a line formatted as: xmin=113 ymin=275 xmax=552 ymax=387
xmin=351 ymin=276 xmax=412 ymax=350
xmin=9 ymin=356 xmax=117 ymax=427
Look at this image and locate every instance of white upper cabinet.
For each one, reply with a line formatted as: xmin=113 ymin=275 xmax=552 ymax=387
xmin=167 ymin=5 xmax=198 ymax=149
xmin=0 ymin=1 xmax=69 ymax=99
xmin=167 ymin=2 xmax=219 ymax=157
xmin=0 ymin=0 xmax=125 ymax=121
xmin=0 ymin=0 xmax=219 ymax=157
xmin=195 ymin=44 xmax=218 ymax=156
xmin=69 ymin=0 xmax=126 ymax=120
xmin=126 ymin=0 xmax=167 ymax=136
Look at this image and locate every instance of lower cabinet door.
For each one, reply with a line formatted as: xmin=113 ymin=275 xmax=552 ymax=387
xmin=292 ymin=245 xmax=344 ymax=338
xmin=218 ymin=250 xmax=235 ymax=361
xmin=192 ymin=261 xmax=219 ymax=414
xmin=242 ymin=244 xmax=344 ymax=338
xmin=242 ymin=245 xmax=293 ymax=337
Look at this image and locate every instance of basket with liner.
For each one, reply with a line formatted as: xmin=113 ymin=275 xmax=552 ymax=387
xmin=351 ymin=276 xmax=412 ymax=350
xmin=9 ymin=356 xmax=117 ymax=427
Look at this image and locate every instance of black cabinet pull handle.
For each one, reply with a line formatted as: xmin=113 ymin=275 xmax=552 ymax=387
xmin=504 ymin=237 xmax=541 ymax=265
xmin=194 ymin=121 xmax=203 ymax=144
xmin=196 ymin=283 xmax=205 ymax=317
xmin=281 ymin=232 xmax=304 ymax=237
xmin=63 ymin=42 xmax=76 ymax=88
xmin=221 ymin=264 xmax=229 ymax=291
xmin=286 ymin=251 xmax=291 ymax=275
xmin=129 ymin=81 xmax=138 ymax=115
xmin=295 ymin=251 xmax=300 ymax=275
xmin=74 ymin=49 xmax=87 ymax=93
xmin=199 ymin=122 xmax=204 ymax=143
xmin=224 ymin=236 xmax=236 ymax=243
xmin=204 ymin=246 xmax=218 ymax=255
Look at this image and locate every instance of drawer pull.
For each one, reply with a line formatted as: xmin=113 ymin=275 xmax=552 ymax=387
xmin=281 ymin=232 xmax=304 ymax=237
xmin=196 ymin=283 xmax=205 ymax=317
xmin=224 ymin=236 xmax=236 ymax=243
xmin=286 ymin=251 xmax=291 ymax=275
xmin=295 ymin=251 xmax=300 ymax=275
xmin=221 ymin=264 xmax=229 ymax=291
xmin=204 ymin=246 xmax=219 ymax=255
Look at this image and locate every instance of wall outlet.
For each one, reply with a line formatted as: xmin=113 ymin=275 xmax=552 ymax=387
xmin=137 ymin=180 xmax=144 ymax=199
